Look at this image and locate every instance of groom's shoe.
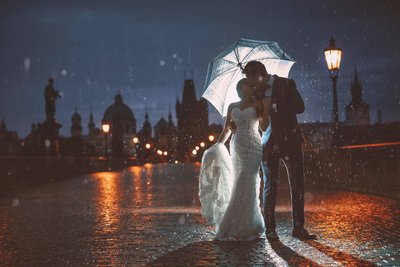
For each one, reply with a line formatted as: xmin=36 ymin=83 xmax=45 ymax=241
xmin=266 ymin=229 xmax=279 ymax=241
xmin=292 ymin=228 xmax=317 ymax=240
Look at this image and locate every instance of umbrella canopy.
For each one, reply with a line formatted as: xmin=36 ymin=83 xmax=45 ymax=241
xmin=202 ymin=38 xmax=295 ymax=117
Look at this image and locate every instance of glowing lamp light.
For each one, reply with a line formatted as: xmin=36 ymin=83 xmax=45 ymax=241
xmin=208 ymin=135 xmax=215 ymax=142
xmin=157 ymin=150 xmax=163 ymax=155
xmin=145 ymin=143 xmax=151 ymax=149
xmin=163 ymin=151 xmax=168 ymax=156
xmin=192 ymin=149 xmax=197 ymax=155
xmin=133 ymin=137 xmax=139 ymax=144
xmin=102 ymin=123 xmax=110 ymax=133
xmin=195 ymin=146 xmax=200 ymax=150
xmin=200 ymin=142 xmax=205 ymax=147
xmin=324 ymin=36 xmax=342 ymax=78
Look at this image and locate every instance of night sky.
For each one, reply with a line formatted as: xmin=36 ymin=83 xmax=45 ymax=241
xmin=1 ymin=0 xmax=399 ymax=137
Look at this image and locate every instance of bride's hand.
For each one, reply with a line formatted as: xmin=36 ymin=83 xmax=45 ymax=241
xmin=259 ymin=97 xmax=271 ymax=131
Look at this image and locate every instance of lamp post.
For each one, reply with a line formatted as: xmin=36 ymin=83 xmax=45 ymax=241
xmin=102 ymin=123 xmax=110 ymax=158
xmin=324 ymin=36 xmax=343 ymax=146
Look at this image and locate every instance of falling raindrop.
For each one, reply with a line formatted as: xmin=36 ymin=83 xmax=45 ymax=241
xmin=159 ymin=60 xmax=166 ymax=66
xmin=12 ymin=199 xmax=19 ymax=207
xmin=24 ymin=57 xmax=31 ymax=72
xmin=178 ymin=215 xmax=186 ymax=225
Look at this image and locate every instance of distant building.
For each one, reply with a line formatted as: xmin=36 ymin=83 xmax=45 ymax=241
xmin=88 ymin=109 xmax=97 ymax=136
xmin=70 ymin=108 xmax=82 ymax=137
xmin=138 ymin=110 xmax=152 ymax=142
xmin=176 ymin=79 xmax=209 ymax=161
xmin=153 ymin=109 xmax=178 ymax=161
xmin=103 ymin=93 xmax=137 ymax=134
xmin=0 ymin=119 xmax=20 ymax=155
xmin=345 ymin=68 xmax=370 ymax=126
xmin=82 ymin=109 xmax=103 ymax=156
xmin=101 ymin=93 xmax=137 ymax=157
xmin=154 ymin=116 xmax=167 ymax=140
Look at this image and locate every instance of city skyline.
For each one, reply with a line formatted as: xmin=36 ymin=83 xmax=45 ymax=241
xmin=1 ymin=0 xmax=399 ymax=137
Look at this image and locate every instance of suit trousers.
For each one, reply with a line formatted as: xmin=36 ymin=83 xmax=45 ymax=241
xmin=261 ymin=144 xmax=305 ymax=231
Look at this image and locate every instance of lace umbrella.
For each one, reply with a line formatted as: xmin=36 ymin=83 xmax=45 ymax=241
xmin=202 ymin=38 xmax=295 ymax=117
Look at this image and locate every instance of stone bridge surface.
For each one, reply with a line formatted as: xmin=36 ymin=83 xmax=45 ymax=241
xmin=0 ymin=163 xmax=399 ymax=266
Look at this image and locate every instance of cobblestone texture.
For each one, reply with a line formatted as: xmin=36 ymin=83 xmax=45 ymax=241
xmin=0 ymin=163 xmax=399 ymax=266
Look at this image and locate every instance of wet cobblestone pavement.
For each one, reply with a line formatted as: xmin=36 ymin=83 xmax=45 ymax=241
xmin=0 ymin=163 xmax=399 ymax=266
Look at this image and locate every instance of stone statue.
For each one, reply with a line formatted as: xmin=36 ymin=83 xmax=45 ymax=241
xmin=44 ymin=78 xmax=61 ymax=122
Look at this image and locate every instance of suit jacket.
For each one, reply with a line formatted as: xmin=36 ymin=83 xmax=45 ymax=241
xmin=266 ymin=76 xmax=305 ymax=152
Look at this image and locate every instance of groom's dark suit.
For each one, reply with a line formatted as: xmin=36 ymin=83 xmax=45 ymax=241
xmin=261 ymin=76 xmax=305 ymax=232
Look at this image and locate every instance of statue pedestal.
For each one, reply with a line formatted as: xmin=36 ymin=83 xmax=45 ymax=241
xmin=42 ymin=119 xmax=62 ymax=155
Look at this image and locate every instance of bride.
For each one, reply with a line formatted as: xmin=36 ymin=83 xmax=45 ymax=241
xmin=199 ymin=78 xmax=271 ymax=241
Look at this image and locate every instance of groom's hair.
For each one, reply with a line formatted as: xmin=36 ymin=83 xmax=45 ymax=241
xmin=243 ymin=61 xmax=268 ymax=77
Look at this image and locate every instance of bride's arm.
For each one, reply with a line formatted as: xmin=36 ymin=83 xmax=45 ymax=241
xmin=259 ymin=97 xmax=271 ymax=132
xmin=217 ymin=106 xmax=233 ymax=144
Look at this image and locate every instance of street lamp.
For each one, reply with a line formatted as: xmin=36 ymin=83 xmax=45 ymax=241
xmin=208 ymin=135 xmax=215 ymax=142
xmin=324 ymin=36 xmax=342 ymax=130
xmin=102 ymin=123 xmax=110 ymax=158
xmin=133 ymin=137 xmax=139 ymax=144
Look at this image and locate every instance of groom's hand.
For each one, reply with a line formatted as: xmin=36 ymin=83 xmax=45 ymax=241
xmin=228 ymin=120 xmax=237 ymax=133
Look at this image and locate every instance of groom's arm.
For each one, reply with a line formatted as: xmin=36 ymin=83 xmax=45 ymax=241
xmin=286 ymin=79 xmax=305 ymax=114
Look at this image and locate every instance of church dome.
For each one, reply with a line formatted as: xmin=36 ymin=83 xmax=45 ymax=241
xmin=103 ymin=94 xmax=135 ymax=122
xmin=103 ymin=93 xmax=136 ymax=134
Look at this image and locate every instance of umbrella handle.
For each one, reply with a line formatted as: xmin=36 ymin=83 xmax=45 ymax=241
xmin=237 ymin=62 xmax=244 ymax=72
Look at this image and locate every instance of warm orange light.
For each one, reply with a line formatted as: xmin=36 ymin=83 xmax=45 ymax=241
xmin=145 ymin=143 xmax=151 ymax=149
xmin=340 ymin=142 xmax=400 ymax=149
xmin=192 ymin=149 xmax=197 ymax=155
xmin=324 ymin=49 xmax=342 ymax=71
xmin=133 ymin=137 xmax=139 ymax=144
xmin=102 ymin=123 xmax=110 ymax=133
xmin=208 ymin=135 xmax=215 ymax=142
xmin=157 ymin=150 xmax=162 ymax=155
xmin=195 ymin=146 xmax=200 ymax=150
xmin=163 ymin=151 xmax=168 ymax=156
xmin=200 ymin=142 xmax=205 ymax=147
xmin=324 ymin=36 xmax=342 ymax=71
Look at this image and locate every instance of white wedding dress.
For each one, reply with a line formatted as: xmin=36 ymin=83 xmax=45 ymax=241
xmin=199 ymin=107 xmax=265 ymax=241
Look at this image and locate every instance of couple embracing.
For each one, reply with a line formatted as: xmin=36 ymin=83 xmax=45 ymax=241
xmin=199 ymin=61 xmax=316 ymax=241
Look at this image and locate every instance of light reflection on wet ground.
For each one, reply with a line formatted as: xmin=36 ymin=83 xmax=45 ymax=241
xmin=0 ymin=163 xmax=399 ymax=266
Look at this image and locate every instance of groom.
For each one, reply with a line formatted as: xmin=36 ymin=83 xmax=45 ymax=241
xmin=239 ymin=61 xmax=316 ymax=241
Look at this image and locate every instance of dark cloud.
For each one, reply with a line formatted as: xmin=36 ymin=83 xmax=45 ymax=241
xmin=0 ymin=0 xmax=399 ymax=136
